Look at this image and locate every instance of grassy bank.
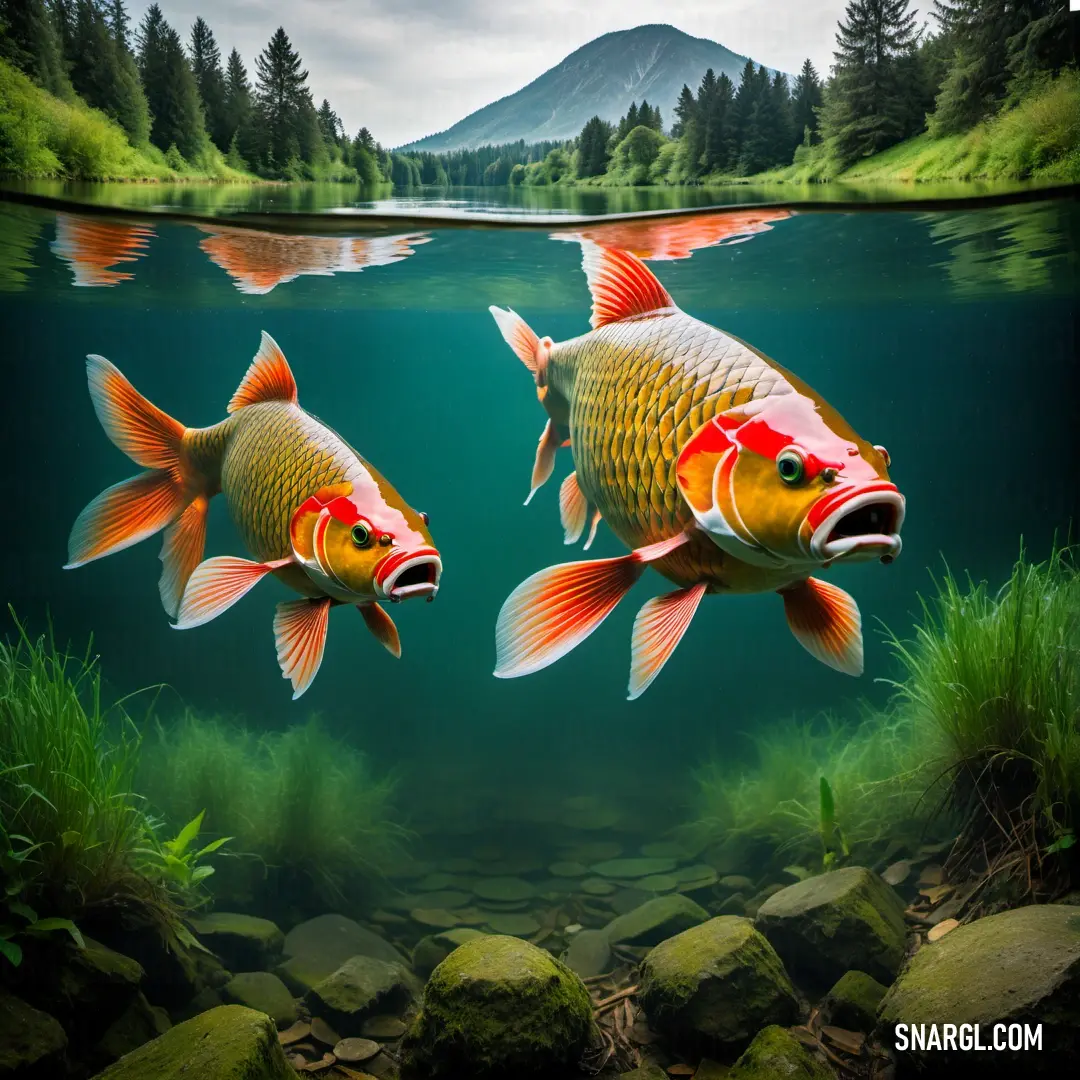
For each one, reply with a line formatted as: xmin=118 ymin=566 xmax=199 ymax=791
xmin=761 ymin=71 xmax=1080 ymax=186
xmin=0 ymin=58 xmax=250 ymax=182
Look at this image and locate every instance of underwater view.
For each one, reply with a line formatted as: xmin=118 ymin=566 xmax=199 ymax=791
xmin=1 ymin=189 xmax=1078 ymax=1080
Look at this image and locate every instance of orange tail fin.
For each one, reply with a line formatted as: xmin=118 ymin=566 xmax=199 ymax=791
xmin=66 ymin=356 xmax=207 ymax=608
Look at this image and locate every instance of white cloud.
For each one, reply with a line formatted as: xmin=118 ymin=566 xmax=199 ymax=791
xmin=128 ymin=1 xmax=889 ymax=147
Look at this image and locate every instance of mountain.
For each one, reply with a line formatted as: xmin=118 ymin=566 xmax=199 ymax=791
xmin=398 ymin=24 xmax=782 ymax=152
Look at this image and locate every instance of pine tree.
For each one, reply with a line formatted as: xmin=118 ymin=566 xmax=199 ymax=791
xmin=671 ymin=83 xmax=696 ymax=139
xmin=316 ymin=98 xmax=342 ymax=144
xmin=791 ymin=59 xmax=823 ymax=146
xmin=137 ymin=3 xmax=207 ymax=161
xmin=0 ymin=0 xmax=70 ymax=95
xmin=702 ymin=71 xmax=734 ymax=173
xmin=770 ymin=71 xmax=794 ymax=164
xmin=52 ymin=0 xmax=75 ymax=60
xmin=819 ymin=0 xmax=921 ymax=165
xmin=189 ymin=16 xmax=228 ymax=150
xmin=350 ymin=127 xmax=379 ymax=184
xmin=67 ymin=0 xmax=148 ymax=144
xmin=618 ymin=101 xmax=640 ymax=140
xmin=577 ymin=114 xmax=612 ymax=176
xmin=253 ymin=26 xmax=315 ymax=174
xmin=731 ymin=59 xmax=758 ymax=164
xmin=222 ymin=46 xmax=253 ymax=160
xmin=105 ymin=0 xmax=126 ymax=46
xmin=687 ymin=68 xmax=716 ymax=174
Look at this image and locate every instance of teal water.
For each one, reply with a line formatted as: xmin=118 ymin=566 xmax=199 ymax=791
xmin=0 ymin=195 xmax=1076 ymax=810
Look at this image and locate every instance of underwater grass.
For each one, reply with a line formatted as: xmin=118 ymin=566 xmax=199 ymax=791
xmin=691 ymin=708 xmax=938 ymax=870
xmin=140 ymin=713 xmax=409 ymax=909
xmin=0 ymin=614 xmax=184 ymax=935
xmin=883 ymin=545 xmax=1080 ymax=871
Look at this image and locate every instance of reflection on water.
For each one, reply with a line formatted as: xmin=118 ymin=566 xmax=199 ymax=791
xmin=554 ymin=209 xmax=792 ymax=261
xmin=919 ymin=202 xmax=1074 ymax=297
xmin=0 ymin=205 xmax=44 ymax=291
xmin=50 ymin=214 xmax=153 ymax=287
xmin=198 ymin=226 xmax=430 ymax=294
xmin=1 ymin=176 xmax=1065 ymax=221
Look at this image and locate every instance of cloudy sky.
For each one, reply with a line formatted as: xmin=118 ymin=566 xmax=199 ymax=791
xmin=129 ymin=1 xmax=916 ymax=147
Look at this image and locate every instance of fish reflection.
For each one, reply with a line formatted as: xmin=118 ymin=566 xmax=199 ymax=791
xmin=554 ymin=209 xmax=792 ymax=261
xmin=197 ymin=226 xmax=431 ymax=294
xmin=50 ymin=214 xmax=153 ymax=287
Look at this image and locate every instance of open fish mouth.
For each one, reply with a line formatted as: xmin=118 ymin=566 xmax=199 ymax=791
xmin=375 ymin=548 xmax=442 ymax=601
xmin=810 ymin=486 xmax=905 ymax=564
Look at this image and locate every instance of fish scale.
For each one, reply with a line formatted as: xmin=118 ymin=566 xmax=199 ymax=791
xmin=550 ymin=310 xmax=785 ymax=576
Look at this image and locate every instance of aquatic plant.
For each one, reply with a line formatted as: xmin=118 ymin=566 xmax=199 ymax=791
xmin=139 ymin=714 xmax=408 ymax=911
xmin=0 ymin=616 xmax=186 ymax=941
xmin=692 ymin=709 xmax=935 ymax=870
xmin=136 ymin=811 xmax=231 ymax=904
xmin=883 ymin=545 xmax=1080 ymax=901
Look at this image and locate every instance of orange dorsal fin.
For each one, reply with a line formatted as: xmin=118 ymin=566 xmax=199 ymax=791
xmin=628 ymin=583 xmax=708 ymax=700
xmin=274 ymin=597 xmax=332 ymax=699
xmin=494 ymin=533 xmax=689 ymax=679
xmin=228 ymin=331 xmax=299 ymax=413
xmin=581 ymin=241 xmax=675 ymax=329
xmin=559 ymin=471 xmax=588 ymax=545
xmin=359 ymin=602 xmax=401 ymax=658
xmin=780 ymin=577 xmax=864 ymax=676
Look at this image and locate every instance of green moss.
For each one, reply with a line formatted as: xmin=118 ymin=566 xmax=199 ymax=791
xmin=90 ymin=1005 xmax=296 ymax=1080
xmin=821 ymin=970 xmax=888 ymax=1031
xmin=0 ymin=990 xmax=67 ymax=1073
xmin=728 ymin=1025 xmax=834 ymax=1080
xmin=403 ymin=936 xmax=592 ymax=1077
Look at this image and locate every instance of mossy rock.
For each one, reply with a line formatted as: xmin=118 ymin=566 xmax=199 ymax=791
xmin=877 ymin=904 xmax=1080 ymax=1074
xmin=605 ymin=894 xmax=710 ymax=947
xmin=223 ymin=972 xmax=298 ymax=1030
xmin=639 ymin=916 xmax=799 ymax=1057
xmin=563 ymin=928 xmax=611 ymax=978
xmin=278 ymin=914 xmax=408 ymax=994
xmin=190 ymin=913 xmax=285 ymax=973
xmin=413 ymin=929 xmax=488 ymax=978
xmin=88 ymin=1004 xmax=295 ymax=1080
xmin=401 ymin=935 xmax=593 ymax=1078
xmin=306 ymin=955 xmax=417 ymax=1035
xmin=49 ymin=937 xmax=144 ymax=1038
xmin=755 ymin=867 xmax=906 ymax=989
xmin=819 ymin=970 xmax=888 ymax=1032
xmin=728 ymin=1025 xmax=835 ymax=1079
xmin=93 ymin=991 xmax=171 ymax=1069
xmin=0 ymin=990 xmax=67 ymax=1078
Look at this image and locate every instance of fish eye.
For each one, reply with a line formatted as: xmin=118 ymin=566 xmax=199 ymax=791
xmin=874 ymin=444 xmax=891 ymax=468
xmin=420 ymin=511 xmax=429 ymax=525
xmin=350 ymin=523 xmax=371 ymax=548
xmin=379 ymin=533 xmax=392 ymax=546
xmin=776 ymin=448 xmax=805 ymax=486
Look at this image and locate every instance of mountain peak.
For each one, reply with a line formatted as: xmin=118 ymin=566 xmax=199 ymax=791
xmin=398 ymin=24 xmax=773 ymax=153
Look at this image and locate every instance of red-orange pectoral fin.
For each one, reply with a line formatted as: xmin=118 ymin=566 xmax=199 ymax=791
xmin=173 ymin=555 xmax=290 ymax=630
xmin=580 ymin=241 xmax=675 ymax=329
xmin=525 ymin=419 xmax=561 ymax=506
xmin=494 ymin=554 xmax=646 ymax=679
xmin=65 ymin=469 xmax=187 ymax=569
xmin=158 ymin=494 xmax=209 ymax=618
xmin=781 ymin=577 xmax=864 ymax=676
xmin=559 ymin=471 xmax=588 ymax=545
xmin=274 ymin=596 xmax=332 ymax=699
xmin=583 ymin=508 xmax=602 ymax=551
xmin=227 ymin=331 xmax=299 ymax=413
xmin=359 ymin=602 xmax=401 ymax=659
xmin=628 ymin=583 xmax=708 ymax=701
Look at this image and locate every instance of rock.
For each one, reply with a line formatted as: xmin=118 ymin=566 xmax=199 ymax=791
xmin=189 ymin=913 xmax=285 ymax=972
xmin=755 ymin=867 xmax=906 ymax=989
xmin=639 ymin=840 xmax=691 ymax=859
xmin=637 ymin=874 xmax=678 ymax=894
xmin=727 ymin=1025 xmax=834 ymax=1079
xmin=278 ymin=914 xmax=408 ymax=994
xmin=605 ymin=895 xmax=710 ymax=947
xmin=88 ymin=1004 xmax=294 ymax=1080
xmin=333 ymin=1037 xmax=381 ymax=1063
xmin=716 ymin=892 xmax=746 ymax=916
xmin=411 ymin=908 xmax=461 ymax=929
xmin=561 ymin=841 xmax=623 ymax=863
xmin=222 ymin=972 xmax=297 ymax=1029
xmin=471 ymin=877 xmax=535 ymax=902
xmin=0 ymin=991 xmax=67 ymax=1078
xmin=85 ymin=925 xmax=198 ymax=1009
xmin=93 ymin=991 xmax=171 ymax=1067
xmin=171 ymin=986 xmax=223 ymax=1023
xmin=719 ymin=875 xmax=755 ymax=892
xmin=362 ymin=1015 xmax=408 ymax=1040
xmin=610 ymin=888 xmax=650 ymax=915
xmin=639 ymin=916 xmax=799 ymax=1056
xmin=819 ymin=970 xmax=887 ymax=1032
xmin=413 ymin=929 xmax=487 ymax=977
xmin=483 ymin=913 xmax=540 ymax=936
xmin=306 ymin=956 xmax=417 ymax=1035
xmin=744 ymin=883 xmax=787 ymax=918
xmin=401 ymin=935 xmax=592 ymax=1078
xmin=590 ymin=857 xmax=677 ymax=879
xmin=417 ymin=873 xmax=455 ymax=891
xmin=877 ymin=904 xmax=1080 ymax=1074
xmin=617 ymin=1067 xmax=668 ymax=1080
xmin=50 ymin=937 xmax=144 ymax=1039
xmin=548 ymin=861 xmax=589 ymax=877
xmin=563 ymin=928 xmax=611 ymax=978
xmin=581 ymin=878 xmax=617 ymax=896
